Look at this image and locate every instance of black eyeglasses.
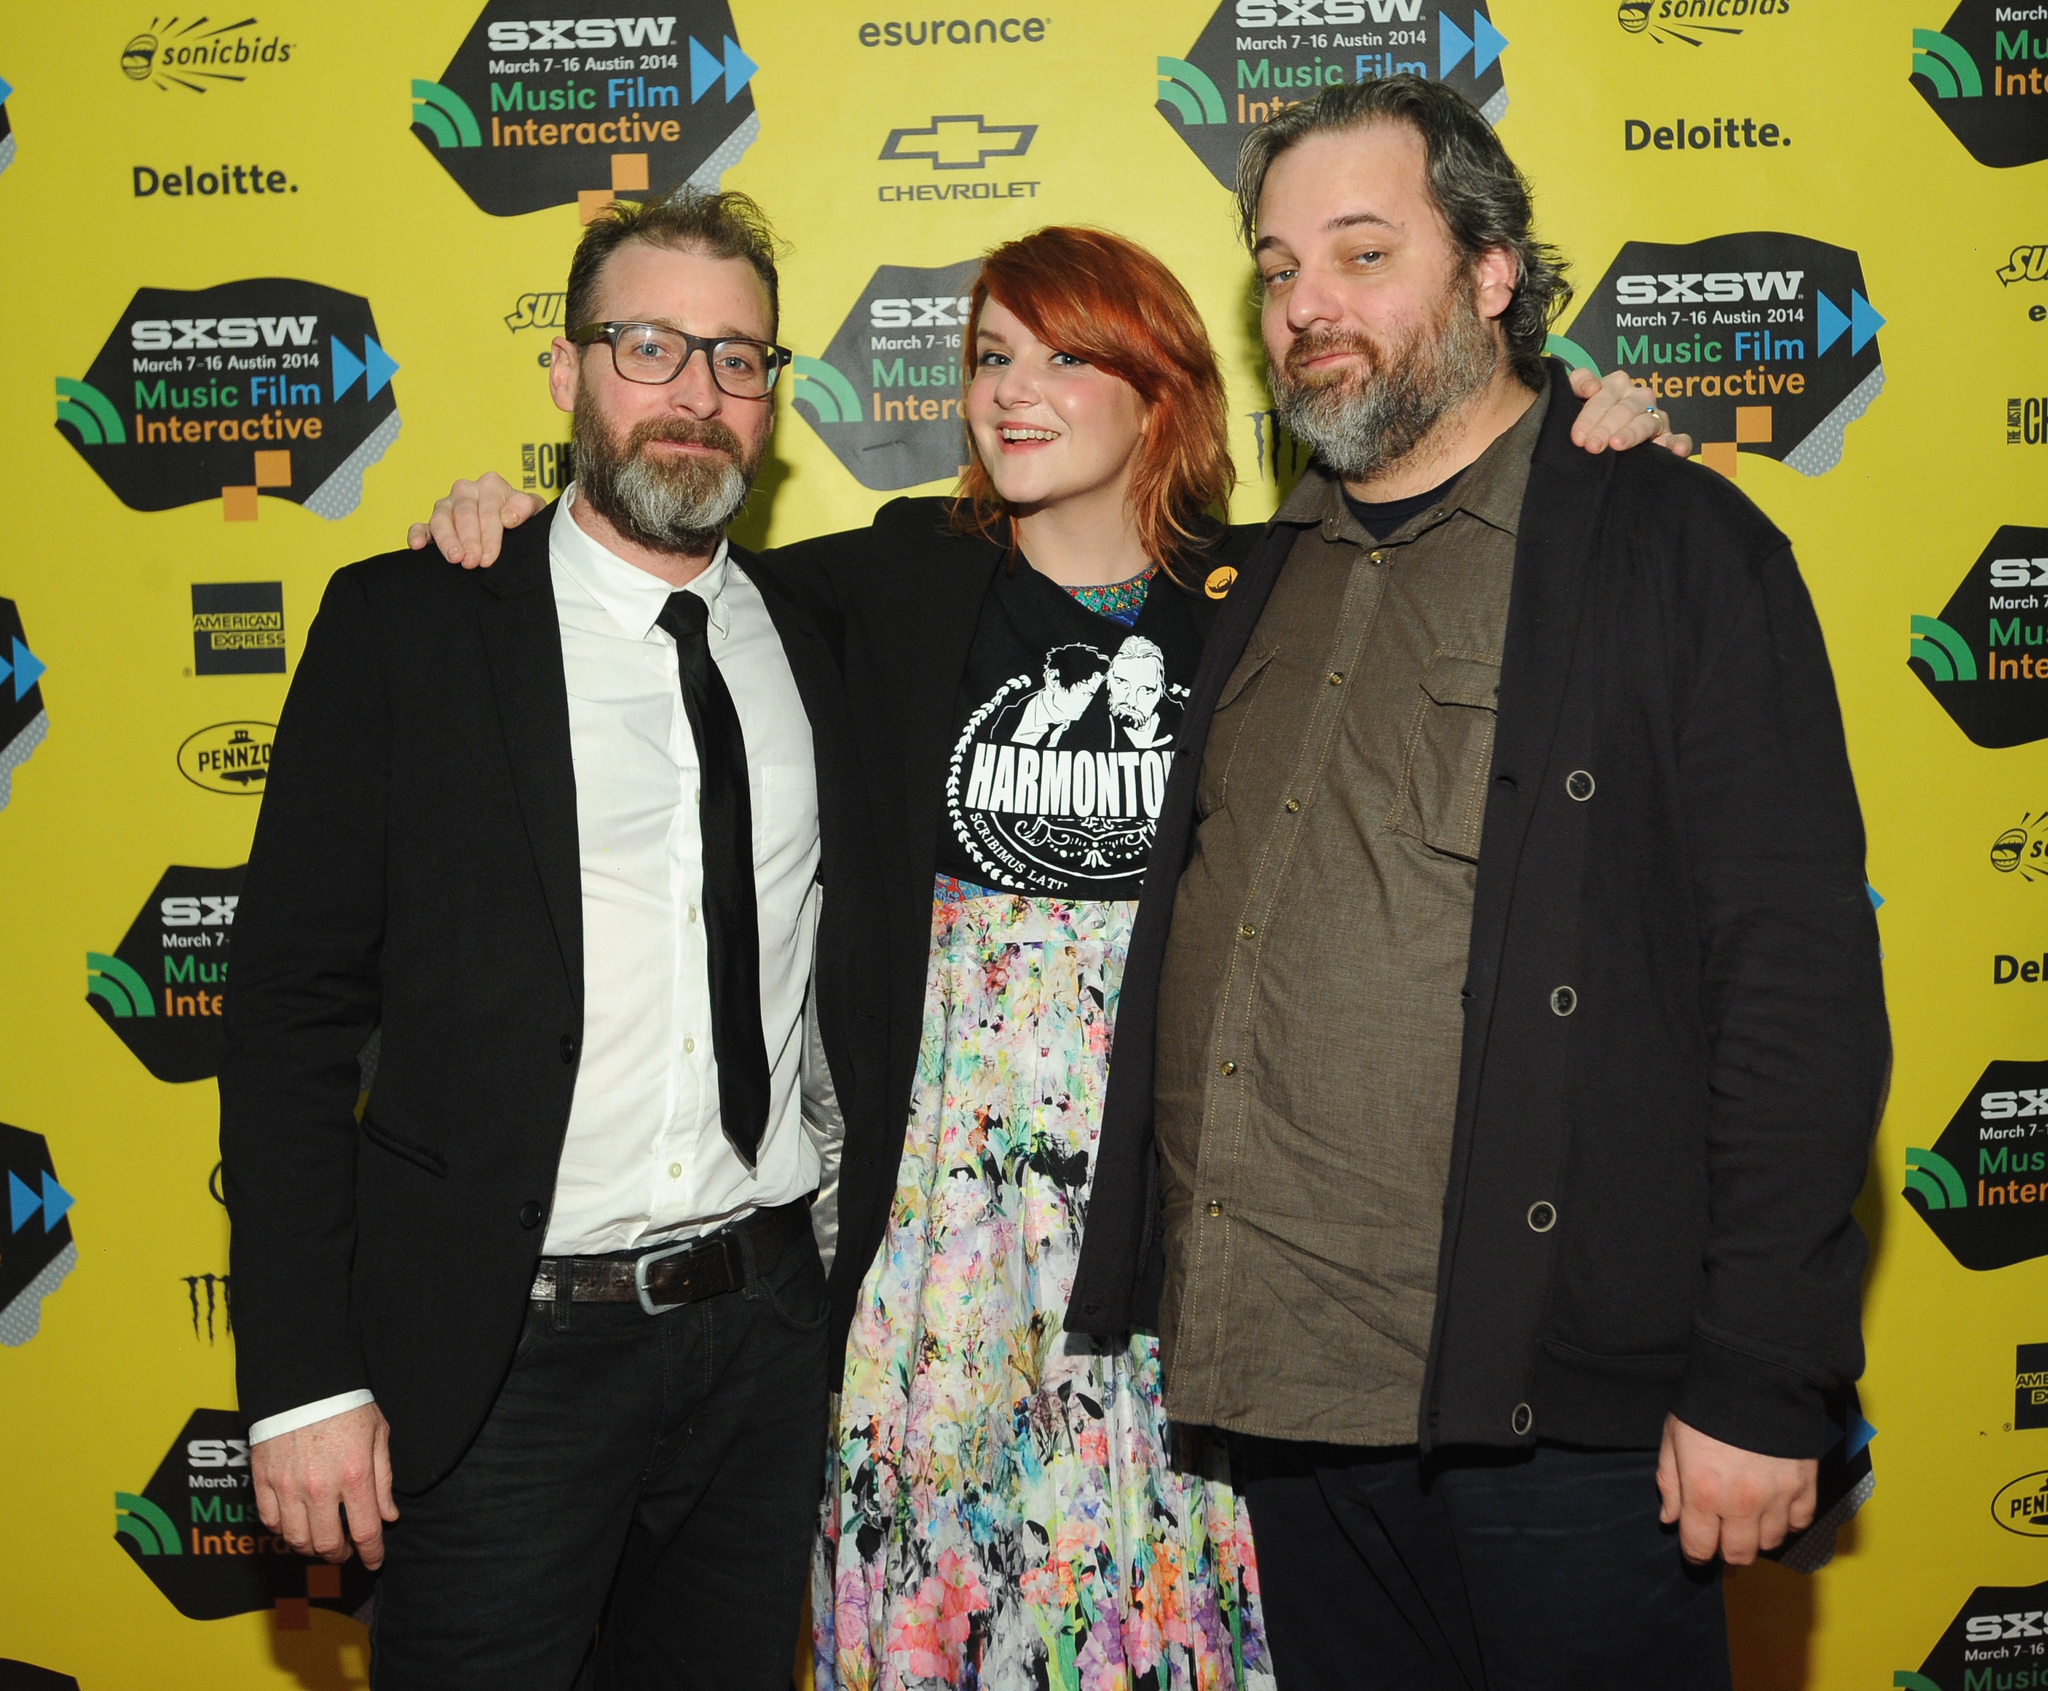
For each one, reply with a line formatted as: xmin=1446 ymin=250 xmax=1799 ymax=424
xmin=569 ymin=322 xmax=791 ymax=399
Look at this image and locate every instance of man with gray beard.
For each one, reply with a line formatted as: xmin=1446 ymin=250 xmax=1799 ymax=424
xmin=1067 ymin=78 xmax=1887 ymax=1688
xmin=222 ymin=188 xmax=888 ymax=1689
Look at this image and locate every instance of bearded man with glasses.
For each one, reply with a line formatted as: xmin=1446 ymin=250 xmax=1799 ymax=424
xmin=220 ymin=188 xmax=887 ymax=1690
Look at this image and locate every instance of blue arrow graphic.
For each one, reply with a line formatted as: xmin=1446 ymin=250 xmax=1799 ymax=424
xmin=1470 ymin=12 xmax=1507 ymax=73
xmin=361 ymin=337 xmax=400 ymax=400
xmin=8 ymin=1170 xmax=37 ymax=1233
xmin=332 ymin=337 xmax=365 ymax=401
xmin=1816 ymin=290 xmax=1849 ymax=355
xmin=0 ymin=77 xmax=13 ymax=106
xmin=722 ymin=36 xmax=758 ymax=99
xmin=1440 ymin=13 xmax=1506 ymax=78
xmin=690 ymin=36 xmax=722 ymax=101
xmin=1849 ymin=290 xmax=1885 ymax=354
xmin=1440 ymin=13 xmax=1472 ymax=76
xmin=0 ymin=636 xmax=45 ymax=701
xmin=691 ymin=35 xmax=757 ymax=102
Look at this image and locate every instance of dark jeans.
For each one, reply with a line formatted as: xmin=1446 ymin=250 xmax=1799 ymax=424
xmin=370 ymin=1230 xmax=831 ymax=1691
xmin=1234 ymin=1438 xmax=1731 ymax=1691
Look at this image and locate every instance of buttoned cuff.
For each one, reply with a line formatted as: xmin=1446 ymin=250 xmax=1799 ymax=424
xmin=1673 ymin=1334 xmax=1828 ymax=1459
xmin=248 ymin=1389 xmax=377 ymax=1445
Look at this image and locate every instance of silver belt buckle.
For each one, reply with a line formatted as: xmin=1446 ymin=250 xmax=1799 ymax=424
xmin=633 ymin=1238 xmax=700 ymax=1315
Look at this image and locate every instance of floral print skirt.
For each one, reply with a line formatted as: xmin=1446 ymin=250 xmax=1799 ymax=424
xmin=814 ymin=880 xmax=1271 ymax=1691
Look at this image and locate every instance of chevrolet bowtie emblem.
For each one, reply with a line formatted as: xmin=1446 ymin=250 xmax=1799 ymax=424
xmin=880 ymin=114 xmax=1037 ymax=171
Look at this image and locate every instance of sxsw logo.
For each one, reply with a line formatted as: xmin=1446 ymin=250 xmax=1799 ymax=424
xmin=1902 ymin=1577 xmax=2048 ymax=1690
xmin=1156 ymin=2 xmax=1506 ymax=188
xmin=1910 ymin=527 xmax=2048 ymax=747
xmin=1910 ymin=3 xmax=2048 ymax=167
xmin=880 ymin=115 xmax=1035 ymax=169
xmin=1904 ymin=1060 xmax=2048 ymax=1270
xmin=86 ymin=865 xmax=245 ymax=1084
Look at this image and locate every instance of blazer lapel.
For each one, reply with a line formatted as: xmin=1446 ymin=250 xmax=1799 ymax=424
xmin=476 ymin=505 xmax=583 ymax=1009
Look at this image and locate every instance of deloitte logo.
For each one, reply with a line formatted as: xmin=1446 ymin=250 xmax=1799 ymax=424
xmin=1 ymin=1122 xmax=76 ymax=1348
xmin=1904 ymin=1060 xmax=2048 ymax=1270
xmin=86 ymin=866 xmax=243 ymax=1084
xmin=412 ymin=6 xmax=758 ymax=219
xmin=1910 ymin=526 xmax=2048 ymax=747
xmin=116 ymin=1409 xmax=375 ymax=1622
xmin=1911 ymin=3 xmax=2048 ymax=168
xmin=1156 ymin=2 xmax=1507 ymax=191
xmin=0 ymin=596 xmax=48 ymax=815
xmin=1553 ymin=232 xmax=1882 ymax=480
xmin=55 ymin=282 xmax=400 ymax=521
xmin=792 ymin=260 xmax=979 ymax=491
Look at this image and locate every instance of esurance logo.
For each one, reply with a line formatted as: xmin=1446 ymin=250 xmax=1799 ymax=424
xmin=1617 ymin=0 xmax=1793 ymax=45
xmin=1157 ymin=1 xmax=1507 ymax=190
xmin=54 ymin=282 xmax=400 ymax=521
xmin=1911 ymin=3 xmax=2048 ymax=168
xmin=1 ymin=1122 xmax=75 ymax=1348
xmin=86 ymin=866 xmax=243 ymax=1084
xmin=0 ymin=596 xmax=48 ymax=815
xmin=115 ymin=1409 xmax=375 ymax=1623
xmin=1553 ymin=233 xmax=1883 ymax=480
xmin=412 ymin=6 xmax=758 ymax=219
xmin=791 ymin=260 xmax=978 ymax=491
xmin=1910 ymin=526 xmax=2048 ymax=747
xmin=119 ymin=18 xmax=296 ymax=93
xmin=1904 ymin=1059 xmax=2048 ymax=1270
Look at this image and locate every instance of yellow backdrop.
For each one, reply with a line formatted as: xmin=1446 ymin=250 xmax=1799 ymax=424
xmin=1 ymin=1 xmax=2044 ymax=1685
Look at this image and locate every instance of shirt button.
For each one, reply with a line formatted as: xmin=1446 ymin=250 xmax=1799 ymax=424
xmin=1239 ymin=923 xmax=1257 ymax=939
xmin=1550 ymin=986 xmax=1578 ymax=1017
xmin=518 ymin=1200 xmax=543 ymax=1230
xmin=1527 ymin=1201 xmax=1558 ymax=1233
xmin=559 ymin=1035 xmax=578 ymax=1065
xmin=683 ymin=1036 xmax=697 ymax=1054
xmin=1327 ymin=671 xmax=1345 ymax=686
xmin=688 ymin=904 xmax=698 ymax=923
xmin=669 ymin=1162 xmax=683 ymax=1180
xmin=1566 ymin=769 xmax=1596 ymax=802
xmin=1219 ymin=1061 xmax=1237 ymax=1076
xmin=1284 ymin=798 xmax=1301 ymax=813
xmin=1206 ymin=1199 xmax=1224 ymax=1217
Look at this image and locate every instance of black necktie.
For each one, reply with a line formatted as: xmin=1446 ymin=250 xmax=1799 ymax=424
xmin=655 ymin=589 xmax=771 ymax=1168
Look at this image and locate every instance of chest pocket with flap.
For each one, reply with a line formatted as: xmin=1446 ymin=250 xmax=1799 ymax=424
xmin=1386 ymin=649 xmax=1500 ymax=862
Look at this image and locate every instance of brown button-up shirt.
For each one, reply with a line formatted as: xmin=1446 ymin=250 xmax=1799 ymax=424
xmin=1154 ymin=381 xmax=1549 ymax=1445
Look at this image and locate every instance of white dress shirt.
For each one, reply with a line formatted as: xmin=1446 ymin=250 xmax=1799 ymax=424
xmin=250 ymin=489 xmax=823 ymax=1444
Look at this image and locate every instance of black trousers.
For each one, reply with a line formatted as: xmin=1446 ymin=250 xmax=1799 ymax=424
xmin=370 ymin=1230 xmax=831 ymax=1691
xmin=1234 ymin=1439 xmax=1731 ymax=1691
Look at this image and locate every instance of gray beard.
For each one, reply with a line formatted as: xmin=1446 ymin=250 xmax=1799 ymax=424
xmin=1272 ymin=280 xmax=1501 ymax=484
xmin=571 ymin=395 xmax=756 ymax=555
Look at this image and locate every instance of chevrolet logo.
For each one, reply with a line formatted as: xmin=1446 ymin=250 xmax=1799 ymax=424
xmin=880 ymin=114 xmax=1037 ymax=171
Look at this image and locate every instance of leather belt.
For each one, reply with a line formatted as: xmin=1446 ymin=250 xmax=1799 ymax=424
xmin=530 ymin=1196 xmax=811 ymax=1314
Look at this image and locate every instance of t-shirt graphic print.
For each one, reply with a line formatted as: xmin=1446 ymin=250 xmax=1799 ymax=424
xmin=938 ymin=560 xmax=1203 ymax=901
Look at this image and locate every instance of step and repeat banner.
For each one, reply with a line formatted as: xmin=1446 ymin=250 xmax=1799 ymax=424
xmin=0 ymin=2 xmax=2043 ymax=1686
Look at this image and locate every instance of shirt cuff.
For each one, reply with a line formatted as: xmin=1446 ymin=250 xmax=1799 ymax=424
xmin=248 ymin=1390 xmax=377 ymax=1445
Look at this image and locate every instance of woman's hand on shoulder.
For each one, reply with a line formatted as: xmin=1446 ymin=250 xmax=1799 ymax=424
xmin=404 ymin=473 xmax=546 ymax=569
xmin=1567 ymin=366 xmax=1694 ymax=459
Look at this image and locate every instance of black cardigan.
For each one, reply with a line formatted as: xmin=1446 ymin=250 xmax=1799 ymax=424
xmin=772 ymin=500 xmax=1253 ymax=1358
xmin=1064 ymin=363 xmax=1889 ymax=1460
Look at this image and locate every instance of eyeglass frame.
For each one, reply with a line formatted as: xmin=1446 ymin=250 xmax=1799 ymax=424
xmin=567 ymin=320 xmax=792 ymax=398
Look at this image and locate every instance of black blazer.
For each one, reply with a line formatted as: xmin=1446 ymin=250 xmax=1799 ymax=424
xmin=772 ymin=497 xmax=1254 ymax=1325
xmin=220 ymin=504 xmax=888 ymax=1493
xmin=1067 ymin=364 xmax=1889 ymax=1460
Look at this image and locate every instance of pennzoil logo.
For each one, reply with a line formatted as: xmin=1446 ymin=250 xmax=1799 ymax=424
xmin=411 ymin=5 xmax=758 ymax=220
xmin=120 ymin=18 xmax=296 ymax=94
xmin=54 ymin=281 xmax=400 ymax=521
xmin=178 ymin=722 xmax=274 ymax=794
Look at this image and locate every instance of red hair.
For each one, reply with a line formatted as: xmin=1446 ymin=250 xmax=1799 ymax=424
xmin=951 ymin=227 xmax=1234 ymax=584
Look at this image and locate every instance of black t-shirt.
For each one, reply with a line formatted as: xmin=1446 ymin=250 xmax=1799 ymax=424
xmin=937 ymin=561 xmax=1205 ymax=900
xmin=1343 ymin=467 xmax=1464 ymax=541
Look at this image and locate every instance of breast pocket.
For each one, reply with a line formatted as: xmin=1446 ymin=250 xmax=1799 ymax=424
xmin=1196 ymin=647 xmax=1276 ymax=820
xmin=1386 ymin=650 xmax=1500 ymax=862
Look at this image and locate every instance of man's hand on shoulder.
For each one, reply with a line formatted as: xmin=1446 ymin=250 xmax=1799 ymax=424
xmin=1567 ymin=365 xmax=1694 ymax=459
xmin=404 ymin=472 xmax=545 ymax=570
xmin=1657 ymin=1412 xmax=1817 ymax=1566
xmin=251 ymin=1400 xmax=399 ymax=1568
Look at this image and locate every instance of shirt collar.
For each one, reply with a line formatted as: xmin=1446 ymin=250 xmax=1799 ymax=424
xmin=550 ymin=483 xmax=732 ymax=640
xmin=1274 ymin=370 xmax=1552 ymax=544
